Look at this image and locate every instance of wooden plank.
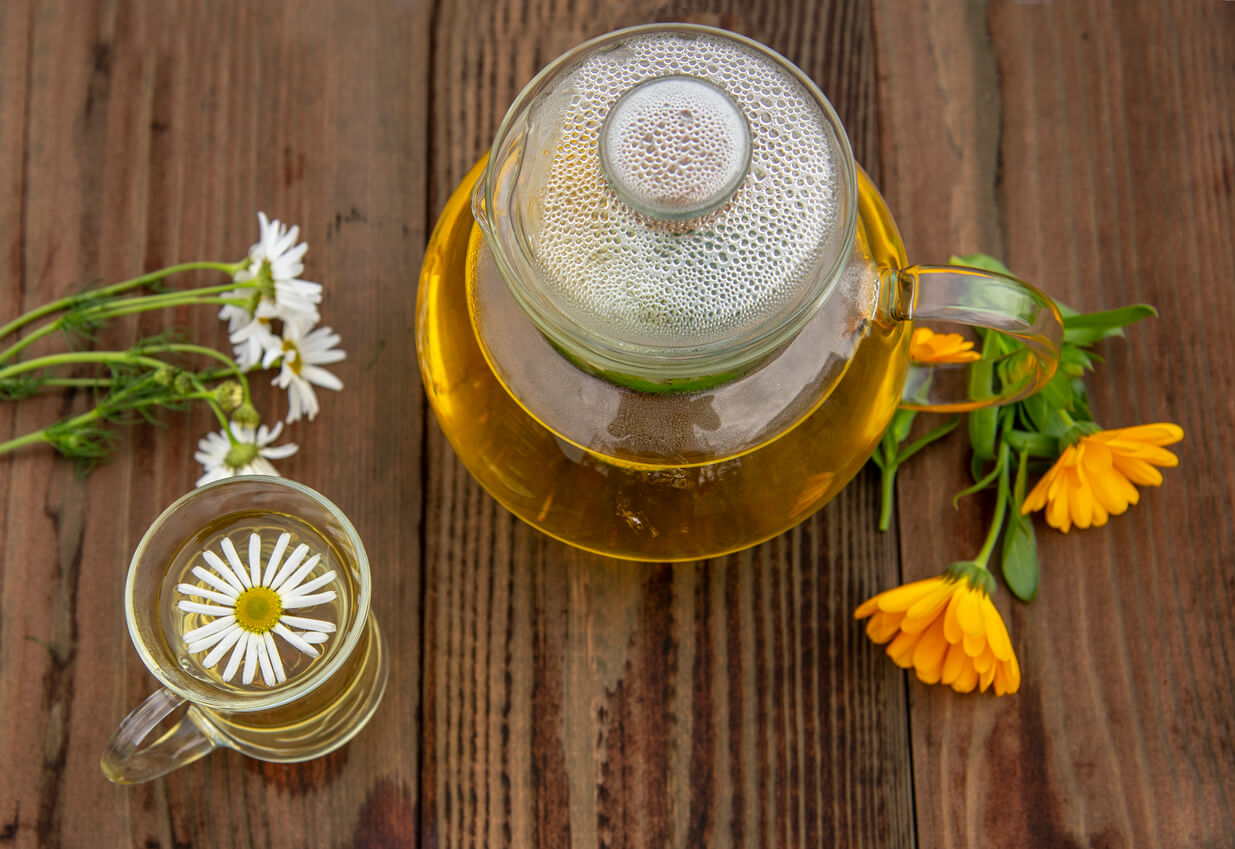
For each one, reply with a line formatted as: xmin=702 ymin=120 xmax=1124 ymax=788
xmin=419 ymin=2 xmax=913 ymax=847
xmin=874 ymin=0 xmax=1235 ymax=846
xmin=0 ymin=1 xmax=428 ymax=845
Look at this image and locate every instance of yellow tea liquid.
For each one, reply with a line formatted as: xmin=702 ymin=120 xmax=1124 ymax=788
xmin=159 ymin=510 xmax=387 ymax=761
xmin=418 ymin=161 xmax=910 ymax=561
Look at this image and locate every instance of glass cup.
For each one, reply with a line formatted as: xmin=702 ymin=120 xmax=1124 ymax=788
xmin=100 ymin=476 xmax=388 ymax=784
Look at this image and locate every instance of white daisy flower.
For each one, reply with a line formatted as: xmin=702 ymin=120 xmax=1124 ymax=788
xmin=194 ymin=422 xmax=299 ymax=487
xmin=264 ymin=324 xmax=345 ymax=423
xmin=176 ymin=531 xmax=338 ymax=687
xmin=229 ymin=316 xmax=280 ymax=370
xmin=219 ymin=212 xmax=322 ymax=342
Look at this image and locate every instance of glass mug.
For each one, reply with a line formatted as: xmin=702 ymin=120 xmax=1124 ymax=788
xmin=417 ymin=24 xmax=1063 ymax=562
xmin=101 ymin=476 xmax=388 ymax=784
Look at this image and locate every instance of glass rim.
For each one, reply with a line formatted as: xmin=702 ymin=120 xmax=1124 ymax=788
xmin=124 ymin=475 xmax=373 ymax=712
xmin=479 ymin=22 xmax=859 ymax=383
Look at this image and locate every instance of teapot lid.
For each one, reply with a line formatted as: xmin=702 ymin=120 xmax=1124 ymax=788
xmin=476 ymin=24 xmax=857 ymax=385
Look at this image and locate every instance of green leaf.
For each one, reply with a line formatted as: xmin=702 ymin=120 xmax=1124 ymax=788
xmin=1001 ymin=515 xmax=1040 ymax=601
xmin=1004 ymin=429 xmax=1059 ymax=458
xmin=1001 ymin=450 xmax=1040 ymax=601
xmin=891 ymin=408 xmax=917 ymax=443
xmin=1061 ymin=304 xmax=1157 ymax=345
xmin=1040 ymin=370 xmax=1077 ymax=412
xmin=949 ymin=253 xmax=1013 ymax=276
xmin=895 ymin=415 xmax=961 ymax=465
xmin=968 ymin=405 xmax=998 ymax=461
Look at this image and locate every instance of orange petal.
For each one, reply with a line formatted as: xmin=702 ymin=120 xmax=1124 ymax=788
xmin=913 ymin=618 xmax=949 ymax=677
xmin=979 ymin=663 xmax=996 ymax=693
xmin=963 ymin=632 xmax=987 ymax=658
xmin=874 ymin=577 xmax=946 ymax=612
xmin=981 ymin=600 xmax=1014 ymax=662
xmin=951 ymin=665 xmax=979 ymax=693
xmin=1099 ymin=423 xmax=1183 ymax=445
xmin=955 ymin=589 xmax=986 ymax=637
xmin=902 ymin=584 xmax=954 ymax=632
xmin=943 ymin=590 xmax=964 ymax=643
xmin=887 ymin=629 xmax=921 ymax=668
xmin=974 ymin=647 xmax=996 ymax=675
xmin=1111 ymin=455 xmax=1162 ymax=487
xmin=865 ymin=611 xmax=905 ymax=644
xmin=941 ymin=641 xmax=967 ymax=685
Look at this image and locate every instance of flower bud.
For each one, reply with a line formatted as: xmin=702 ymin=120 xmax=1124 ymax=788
xmin=212 ymin=381 xmax=244 ymax=412
xmin=232 ymin=402 xmax=262 ymax=428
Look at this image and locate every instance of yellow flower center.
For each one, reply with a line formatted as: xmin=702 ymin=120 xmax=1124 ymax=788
xmin=233 ymin=586 xmax=283 ymax=633
xmin=282 ymin=339 xmax=302 ymax=375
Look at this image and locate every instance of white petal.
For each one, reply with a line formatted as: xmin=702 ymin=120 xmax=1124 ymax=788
xmin=248 ymin=533 xmax=262 ymax=586
xmin=202 ymin=625 xmax=245 ymax=668
xmin=188 ymin=625 xmax=235 ymax=655
xmin=269 ymin=543 xmax=309 ymax=590
xmin=183 ymin=615 xmax=237 ymax=644
xmin=255 ymin=634 xmax=276 ymax=686
xmin=176 ymin=583 xmax=237 ymax=606
xmin=259 ymin=442 xmax=299 ymax=460
xmin=242 ymin=633 xmax=259 ymax=685
xmin=273 ymin=623 xmax=320 ymax=657
xmin=300 ymin=365 xmax=343 ymax=391
xmin=191 ymin=566 xmax=240 ymax=599
xmin=301 ymin=631 xmax=329 ymax=644
xmin=202 ymin=550 xmax=245 ymax=592
xmin=279 ymin=614 xmax=335 ymax=632
xmin=177 ymin=600 xmax=234 ymax=617
xmin=281 ymin=570 xmax=337 ymax=598
xmin=274 ymin=553 xmax=321 ymax=594
xmin=281 ymin=591 xmax=337 ymax=609
xmin=262 ymin=532 xmax=292 ymax=585
xmin=219 ymin=537 xmax=252 ymax=588
xmin=222 ymin=635 xmax=247 ymax=682
xmin=263 ymin=631 xmax=287 ymax=683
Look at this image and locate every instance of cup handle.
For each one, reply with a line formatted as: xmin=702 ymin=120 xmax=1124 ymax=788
xmin=100 ymin=688 xmax=219 ymax=784
xmin=887 ymin=264 xmax=1064 ymax=412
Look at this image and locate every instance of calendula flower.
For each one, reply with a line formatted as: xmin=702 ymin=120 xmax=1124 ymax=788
xmin=855 ymin=568 xmax=1020 ymax=695
xmin=220 ymin=212 xmax=322 ymax=342
xmin=265 ymin=323 xmax=345 ymax=423
xmin=177 ymin=531 xmax=338 ymax=687
xmin=194 ymin=422 xmax=299 ymax=486
xmin=909 ymin=327 xmax=981 ymax=364
xmin=1021 ymin=422 xmax=1184 ymax=533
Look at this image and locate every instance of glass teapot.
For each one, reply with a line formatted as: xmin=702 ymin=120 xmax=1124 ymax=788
xmin=417 ymin=24 xmax=1062 ymax=562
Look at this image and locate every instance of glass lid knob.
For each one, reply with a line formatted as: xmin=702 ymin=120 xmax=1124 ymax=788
xmin=599 ymin=75 xmax=752 ymax=220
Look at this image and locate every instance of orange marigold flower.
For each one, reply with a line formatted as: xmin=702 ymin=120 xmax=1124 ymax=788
xmin=909 ymin=327 xmax=981 ymax=364
xmin=1021 ymin=423 xmax=1184 ymax=533
xmin=854 ymin=571 xmax=1020 ymax=695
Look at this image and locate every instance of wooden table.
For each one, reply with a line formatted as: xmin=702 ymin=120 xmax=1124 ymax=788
xmin=1 ymin=2 xmax=1231 ymax=846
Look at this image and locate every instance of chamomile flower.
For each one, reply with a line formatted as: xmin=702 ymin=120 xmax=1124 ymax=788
xmin=194 ymin=422 xmax=299 ymax=487
xmin=176 ymin=532 xmax=338 ymax=687
xmin=220 ymin=212 xmax=322 ymax=344
xmin=265 ymin=324 xmax=345 ymax=423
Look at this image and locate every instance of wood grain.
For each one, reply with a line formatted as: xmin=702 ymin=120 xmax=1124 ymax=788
xmin=876 ymin=1 xmax=1235 ymax=847
xmin=1 ymin=1 xmax=1231 ymax=848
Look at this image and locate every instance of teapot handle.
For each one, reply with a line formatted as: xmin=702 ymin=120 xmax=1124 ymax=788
xmin=887 ymin=265 xmax=1063 ymax=413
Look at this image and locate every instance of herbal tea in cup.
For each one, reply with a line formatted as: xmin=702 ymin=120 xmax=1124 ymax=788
xmin=101 ymin=476 xmax=388 ymax=784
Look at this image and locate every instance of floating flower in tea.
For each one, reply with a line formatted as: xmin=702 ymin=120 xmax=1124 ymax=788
xmin=176 ymin=531 xmax=338 ymax=687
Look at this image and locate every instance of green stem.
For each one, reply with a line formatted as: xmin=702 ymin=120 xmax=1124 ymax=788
xmin=0 ymin=282 xmax=255 ymax=364
xmin=140 ymin=342 xmax=250 ymax=398
xmin=0 ymin=351 xmax=171 ymax=381
xmin=878 ymin=464 xmax=896 ymax=532
xmin=0 ymin=260 xmax=246 ymax=339
xmin=0 ymin=373 xmax=209 ymax=456
xmin=973 ymin=440 xmax=1011 ymax=569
